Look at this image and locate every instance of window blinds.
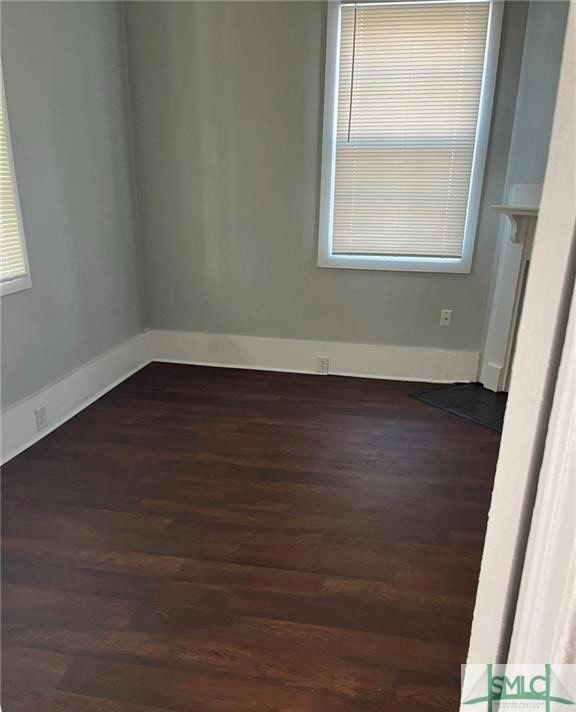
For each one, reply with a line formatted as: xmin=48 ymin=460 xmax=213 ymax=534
xmin=1 ymin=75 xmax=28 ymax=284
xmin=333 ymin=1 xmax=490 ymax=258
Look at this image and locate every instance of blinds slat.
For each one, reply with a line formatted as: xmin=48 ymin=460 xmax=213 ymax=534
xmin=1 ymin=73 xmax=28 ymax=282
xmin=332 ymin=1 xmax=490 ymax=258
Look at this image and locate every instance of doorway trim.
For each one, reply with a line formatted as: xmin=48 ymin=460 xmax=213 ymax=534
xmin=508 ymin=281 xmax=576 ymax=663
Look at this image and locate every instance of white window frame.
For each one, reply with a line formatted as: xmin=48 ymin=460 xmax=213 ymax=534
xmin=317 ymin=0 xmax=504 ymax=273
xmin=1 ymin=68 xmax=31 ymax=296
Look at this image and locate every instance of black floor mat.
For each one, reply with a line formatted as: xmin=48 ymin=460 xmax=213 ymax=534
xmin=411 ymin=382 xmax=507 ymax=432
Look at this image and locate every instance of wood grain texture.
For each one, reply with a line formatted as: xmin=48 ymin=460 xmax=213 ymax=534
xmin=2 ymin=363 xmax=500 ymax=710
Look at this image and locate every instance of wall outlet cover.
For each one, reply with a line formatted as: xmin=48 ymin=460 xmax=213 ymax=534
xmin=440 ymin=309 xmax=453 ymax=327
xmin=34 ymin=406 xmax=48 ymax=431
xmin=317 ymin=356 xmax=330 ymax=375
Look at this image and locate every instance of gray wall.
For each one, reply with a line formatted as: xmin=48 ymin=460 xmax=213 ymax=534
xmin=125 ymin=0 xmax=528 ymax=352
xmin=1 ymin=2 xmax=144 ymax=407
xmin=4 ymin=0 xmax=563 ymax=410
xmin=505 ymin=0 xmax=568 ymax=188
xmin=480 ymin=0 xmax=568 ymax=353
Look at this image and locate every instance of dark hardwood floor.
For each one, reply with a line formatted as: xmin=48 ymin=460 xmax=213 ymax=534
xmin=2 ymin=363 xmax=500 ymax=711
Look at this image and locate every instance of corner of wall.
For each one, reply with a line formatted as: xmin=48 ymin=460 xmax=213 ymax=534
xmin=1 ymin=333 xmax=150 ymax=464
xmin=118 ymin=0 xmax=149 ymax=333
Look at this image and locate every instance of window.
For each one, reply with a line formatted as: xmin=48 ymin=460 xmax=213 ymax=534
xmin=1 ymin=66 xmax=31 ymax=295
xmin=318 ymin=0 xmax=502 ymax=272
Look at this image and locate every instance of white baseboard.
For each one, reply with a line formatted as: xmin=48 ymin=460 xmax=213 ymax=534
xmin=480 ymin=361 xmax=504 ymax=392
xmin=148 ymin=329 xmax=479 ymax=384
xmin=1 ymin=333 xmax=150 ymax=464
xmin=1 ymin=329 xmax=479 ymax=463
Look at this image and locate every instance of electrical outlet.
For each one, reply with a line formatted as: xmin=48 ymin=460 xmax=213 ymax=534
xmin=439 ymin=309 xmax=453 ymax=327
xmin=317 ymin=356 xmax=330 ymax=375
xmin=34 ymin=406 xmax=48 ymax=431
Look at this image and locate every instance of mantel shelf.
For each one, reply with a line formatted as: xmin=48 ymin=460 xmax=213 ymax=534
xmin=491 ymin=204 xmax=539 ymax=243
xmin=492 ymin=205 xmax=539 ymax=217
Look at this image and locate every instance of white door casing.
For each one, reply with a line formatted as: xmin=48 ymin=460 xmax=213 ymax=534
xmin=508 ymin=279 xmax=576 ymax=663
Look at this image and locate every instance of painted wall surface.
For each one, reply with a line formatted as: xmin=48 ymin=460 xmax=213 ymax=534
xmin=504 ymin=0 xmax=568 ymax=189
xmin=479 ymin=0 xmax=569 ymax=377
xmin=1 ymin=2 xmax=144 ymax=407
xmin=125 ymin=0 xmax=528 ymax=352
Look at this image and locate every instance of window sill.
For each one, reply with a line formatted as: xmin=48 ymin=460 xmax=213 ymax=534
xmin=1 ymin=274 xmax=32 ymax=296
xmin=318 ymin=254 xmax=472 ymax=274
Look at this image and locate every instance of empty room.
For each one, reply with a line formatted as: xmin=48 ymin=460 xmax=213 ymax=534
xmin=1 ymin=1 xmax=575 ymax=710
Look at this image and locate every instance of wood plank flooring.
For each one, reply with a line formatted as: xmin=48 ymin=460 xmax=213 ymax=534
xmin=2 ymin=363 xmax=500 ymax=711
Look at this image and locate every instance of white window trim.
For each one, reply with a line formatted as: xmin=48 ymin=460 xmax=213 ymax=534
xmin=317 ymin=0 xmax=504 ymax=274
xmin=1 ymin=68 xmax=31 ymax=297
